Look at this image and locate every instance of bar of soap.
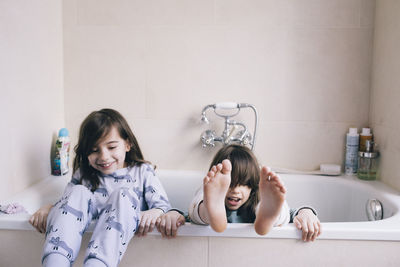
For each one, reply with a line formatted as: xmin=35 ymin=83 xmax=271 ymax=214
xmin=320 ymin=164 xmax=341 ymax=175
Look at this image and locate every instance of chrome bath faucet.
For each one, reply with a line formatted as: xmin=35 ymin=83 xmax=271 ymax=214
xmin=200 ymin=102 xmax=258 ymax=150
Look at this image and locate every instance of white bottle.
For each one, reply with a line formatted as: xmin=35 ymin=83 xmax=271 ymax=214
xmin=52 ymin=128 xmax=71 ymax=176
xmin=345 ymin=127 xmax=359 ymax=175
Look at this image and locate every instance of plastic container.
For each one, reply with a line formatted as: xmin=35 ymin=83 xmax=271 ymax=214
xmin=345 ymin=128 xmax=359 ymax=175
xmin=52 ymin=128 xmax=71 ymax=176
xmin=357 ymin=140 xmax=379 ymax=180
xmin=359 ymin=128 xmax=373 ymax=152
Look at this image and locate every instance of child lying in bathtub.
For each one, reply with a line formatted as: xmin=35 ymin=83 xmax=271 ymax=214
xmin=30 ymin=109 xmax=185 ymax=266
xmin=188 ymin=144 xmax=321 ymax=241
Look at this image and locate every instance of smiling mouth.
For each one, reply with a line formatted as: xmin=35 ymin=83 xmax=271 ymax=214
xmin=97 ymin=162 xmax=114 ymax=168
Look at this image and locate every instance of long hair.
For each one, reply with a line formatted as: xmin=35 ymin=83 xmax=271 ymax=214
xmin=209 ymin=144 xmax=260 ymax=222
xmin=73 ymin=108 xmax=148 ymax=191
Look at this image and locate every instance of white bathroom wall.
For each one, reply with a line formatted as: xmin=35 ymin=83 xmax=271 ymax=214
xmin=63 ymin=0 xmax=375 ymax=173
xmin=0 ymin=0 xmax=64 ymax=201
xmin=370 ymin=0 xmax=400 ymax=191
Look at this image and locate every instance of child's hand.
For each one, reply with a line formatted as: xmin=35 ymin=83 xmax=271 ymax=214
xmin=156 ymin=210 xmax=185 ymax=238
xmin=137 ymin=208 xmax=164 ymax=237
xmin=293 ymin=208 xmax=321 ymax=242
xmin=29 ymin=204 xmax=53 ymax=234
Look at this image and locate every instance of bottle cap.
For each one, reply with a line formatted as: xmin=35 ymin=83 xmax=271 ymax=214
xmin=361 ymin=128 xmax=371 ymax=135
xmin=348 ymin=128 xmax=358 ymax=135
xmin=58 ymin=128 xmax=69 ymax=137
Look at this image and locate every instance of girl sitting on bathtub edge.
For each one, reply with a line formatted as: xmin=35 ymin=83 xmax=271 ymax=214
xmin=30 ymin=108 xmax=184 ymax=266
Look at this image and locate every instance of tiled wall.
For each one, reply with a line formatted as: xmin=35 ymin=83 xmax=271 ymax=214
xmin=63 ymin=0 xmax=375 ymax=173
xmin=370 ymin=0 xmax=400 ymax=190
xmin=0 ymin=0 xmax=64 ymax=201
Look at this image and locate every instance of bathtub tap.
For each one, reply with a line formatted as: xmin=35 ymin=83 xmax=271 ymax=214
xmin=200 ymin=102 xmax=258 ymax=150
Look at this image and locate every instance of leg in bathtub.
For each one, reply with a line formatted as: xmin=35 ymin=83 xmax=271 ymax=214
xmin=42 ymin=185 xmax=96 ymax=267
xmin=84 ymin=188 xmax=140 ymax=267
xmin=201 ymin=159 xmax=231 ymax=233
xmin=254 ymin=167 xmax=286 ymax=235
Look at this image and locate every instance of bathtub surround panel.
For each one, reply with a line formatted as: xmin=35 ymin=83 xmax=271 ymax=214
xmin=0 ymin=0 xmax=64 ymax=201
xmin=370 ymin=0 xmax=400 ymax=190
xmin=64 ymin=0 xmax=375 ymax=173
xmin=1 ymin=230 xmax=399 ymax=267
xmin=209 ymin=237 xmax=400 ymax=267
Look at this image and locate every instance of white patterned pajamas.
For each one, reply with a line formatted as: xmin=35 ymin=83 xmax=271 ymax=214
xmin=42 ymin=164 xmax=171 ymax=267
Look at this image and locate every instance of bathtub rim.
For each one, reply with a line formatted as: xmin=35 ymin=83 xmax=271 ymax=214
xmin=1 ymin=171 xmax=400 ymax=241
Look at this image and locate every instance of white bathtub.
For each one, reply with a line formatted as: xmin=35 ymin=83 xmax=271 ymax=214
xmin=1 ymin=170 xmax=400 ymax=241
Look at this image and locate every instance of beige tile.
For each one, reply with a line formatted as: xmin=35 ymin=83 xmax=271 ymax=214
xmin=127 ymin=118 xmax=214 ymax=170
xmin=379 ymin=148 xmax=400 ymax=191
xmin=279 ymin=28 xmax=373 ymax=123
xmin=64 ymin=26 xmax=148 ymax=134
xmin=123 ymin=235 xmax=208 ymax=267
xmin=77 ymin=0 xmax=123 ymax=26
xmin=63 ymin=0 xmax=78 ymax=26
xmin=0 ymin=230 xmax=44 ymax=267
xmin=118 ymin=0 xmax=215 ymax=26
xmin=215 ymin=0 xmax=286 ymax=27
xmin=72 ymin=234 xmax=208 ymax=267
xmin=209 ymin=237 xmax=400 ymax=267
xmin=372 ymin=125 xmax=400 ymax=191
xmin=283 ymin=0 xmax=360 ymax=28
xmin=361 ymin=0 xmax=376 ymax=28
xmin=371 ymin=1 xmax=400 ymax=131
xmin=77 ymin=0 xmax=214 ymax=27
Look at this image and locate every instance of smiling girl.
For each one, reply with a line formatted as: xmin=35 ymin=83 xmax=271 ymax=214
xmin=34 ymin=109 xmax=184 ymax=267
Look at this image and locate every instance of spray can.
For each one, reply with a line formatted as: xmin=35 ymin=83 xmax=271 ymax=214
xmin=52 ymin=128 xmax=71 ymax=176
xmin=345 ymin=127 xmax=359 ymax=175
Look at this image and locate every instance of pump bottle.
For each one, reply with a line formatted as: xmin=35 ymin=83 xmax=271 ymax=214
xmin=359 ymin=128 xmax=373 ymax=152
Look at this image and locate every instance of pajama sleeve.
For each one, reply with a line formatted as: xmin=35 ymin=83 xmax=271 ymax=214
xmin=59 ymin=170 xmax=82 ymax=197
xmin=289 ymin=206 xmax=318 ymax=223
xmin=142 ymin=164 xmax=172 ymax=213
xmin=188 ymin=186 xmax=207 ymax=225
xmin=254 ymin=200 xmax=291 ymax=226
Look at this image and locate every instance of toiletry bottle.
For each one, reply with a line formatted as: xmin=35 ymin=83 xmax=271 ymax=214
xmin=357 ymin=140 xmax=379 ymax=180
xmin=359 ymin=127 xmax=373 ymax=152
xmin=345 ymin=127 xmax=359 ymax=175
xmin=52 ymin=128 xmax=71 ymax=176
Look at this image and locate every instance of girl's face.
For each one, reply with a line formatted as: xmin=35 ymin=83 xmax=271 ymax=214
xmin=225 ymin=185 xmax=252 ymax=210
xmin=88 ymin=126 xmax=131 ymax=174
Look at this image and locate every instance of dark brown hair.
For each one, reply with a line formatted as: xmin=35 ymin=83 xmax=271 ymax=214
xmin=73 ymin=108 xmax=148 ymax=191
xmin=209 ymin=144 xmax=260 ymax=221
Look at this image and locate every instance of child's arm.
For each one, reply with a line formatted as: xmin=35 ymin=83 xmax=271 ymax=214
xmin=138 ymin=165 xmax=173 ymax=236
xmin=29 ymin=204 xmax=52 ymax=233
xmin=156 ymin=210 xmax=185 ymax=238
xmin=136 ymin=208 xmax=164 ymax=237
xmin=29 ymin=170 xmax=81 ymax=234
xmin=293 ymin=208 xmax=321 ymax=242
xmin=188 ymin=187 xmax=210 ymax=225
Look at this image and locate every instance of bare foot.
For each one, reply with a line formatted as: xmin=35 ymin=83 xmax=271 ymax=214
xmin=254 ymin=166 xmax=286 ymax=235
xmin=203 ymin=159 xmax=232 ymax=232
